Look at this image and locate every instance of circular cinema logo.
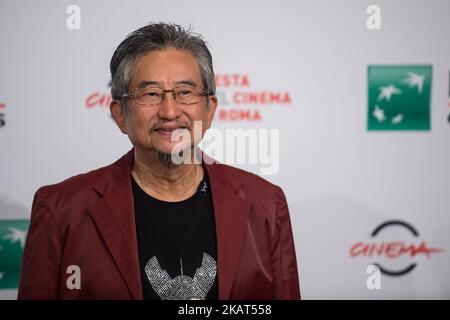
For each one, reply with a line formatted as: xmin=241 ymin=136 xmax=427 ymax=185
xmin=350 ymin=220 xmax=443 ymax=276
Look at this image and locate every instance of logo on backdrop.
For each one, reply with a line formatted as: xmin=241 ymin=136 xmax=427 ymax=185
xmin=367 ymin=65 xmax=432 ymax=131
xmin=85 ymin=81 xmax=112 ymax=109
xmin=214 ymin=74 xmax=292 ymax=121
xmin=85 ymin=75 xmax=293 ymax=122
xmin=349 ymin=220 xmax=443 ymax=276
xmin=0 ymin=220 xmax=29 ymax=288
xmin=0 ymin=102 xmax=6 ymax=128
xmin=448 ymin=71 xmax=450 ymax=125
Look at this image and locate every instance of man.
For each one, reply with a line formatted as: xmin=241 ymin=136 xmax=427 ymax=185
xmin=18 ymin=23 xmax=300 ymax=300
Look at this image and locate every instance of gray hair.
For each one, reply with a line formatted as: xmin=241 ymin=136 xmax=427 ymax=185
xmin=110 ymin=22 xmax=216 ymax=109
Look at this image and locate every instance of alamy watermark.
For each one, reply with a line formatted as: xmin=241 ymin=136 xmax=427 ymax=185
xmin=166 ymin=121 xmax=280 ymax=175
xmin=366 ymin=5 xmax=381 ymax=30
xmin=366 ymin=264 xmax=381 ymax=290
xmin=66 ymin=5 xmax=81 ymax=30
xmin=66 ymin=265 xmax=81 ymax=290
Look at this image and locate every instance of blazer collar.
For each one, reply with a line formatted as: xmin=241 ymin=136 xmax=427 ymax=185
xmin=88 ymin=149 xmax=142 ymax=299
xmin=88 ymin=148 xmax=250 ymax=300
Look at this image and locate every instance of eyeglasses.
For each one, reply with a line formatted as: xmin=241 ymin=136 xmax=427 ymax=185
xmin=121 ymin=85 xmax=210 ymax=106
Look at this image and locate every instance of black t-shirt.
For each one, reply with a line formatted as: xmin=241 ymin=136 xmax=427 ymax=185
xmin=132 ymin=169 xmax=218 ymax=300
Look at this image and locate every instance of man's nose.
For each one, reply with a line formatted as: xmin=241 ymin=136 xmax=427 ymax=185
xmin=157 ymin=92 xmax=182 ymax=120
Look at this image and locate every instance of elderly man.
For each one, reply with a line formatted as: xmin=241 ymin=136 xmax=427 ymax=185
xmin=18 ymin=23 xmax=300 ymax=300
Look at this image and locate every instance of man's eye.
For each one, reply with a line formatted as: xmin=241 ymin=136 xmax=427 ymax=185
xmin=178 ymin=90 xmax=194 ymax=96
xmin=145 ymin=92 xmax=160 ymax=97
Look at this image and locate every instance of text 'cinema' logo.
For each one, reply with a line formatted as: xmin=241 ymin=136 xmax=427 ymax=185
xmin=85 ymin=81 xmax=112 ymax=109
xmin=215 ymin=74 xmax=292 ymax=121
xmin=350 ymin=220 xmax=443 ymax=276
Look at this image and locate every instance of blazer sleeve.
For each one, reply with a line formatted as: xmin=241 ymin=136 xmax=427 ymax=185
xmin=18 ymin=188 xmax=62 ymax=299
xmin=271 ymin=186 xmax=301 ymax=300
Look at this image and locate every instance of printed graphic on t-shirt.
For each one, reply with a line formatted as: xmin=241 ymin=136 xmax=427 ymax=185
xmin=144 ymin=252 xmax=217 ymax=300
xmin=145 ymin=253 xmax=217 ymax=300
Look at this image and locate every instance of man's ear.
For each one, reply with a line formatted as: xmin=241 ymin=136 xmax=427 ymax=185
xmin=110 ymin=100 xmax=128 ymax=134
xmin=206 ymin=96 xmax=218 ymax=129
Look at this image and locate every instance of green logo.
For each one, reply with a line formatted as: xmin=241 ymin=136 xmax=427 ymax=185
xmin=367 ymin=65 xmax=432 ymax=130
xmin=0 ymin=219 xmax=29 ymax=289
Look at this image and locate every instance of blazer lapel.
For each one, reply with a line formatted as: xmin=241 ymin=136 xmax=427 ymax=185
xmin=204 ymin=159 xmax=251 ymax=300
xmin=88 ymin=150 xmax=143 ymax=300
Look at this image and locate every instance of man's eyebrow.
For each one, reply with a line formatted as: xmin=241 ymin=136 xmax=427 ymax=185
xmin=174 ymin=80 xmax=198 ymax=86
xmin=136 ymin=80 xmax=199 ymax=88
xmin=137 ymin=80 xmax=160 ymax=88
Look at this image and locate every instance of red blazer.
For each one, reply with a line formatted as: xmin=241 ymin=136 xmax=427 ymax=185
xmin=18 ymin=149 xmax=300 ymax=300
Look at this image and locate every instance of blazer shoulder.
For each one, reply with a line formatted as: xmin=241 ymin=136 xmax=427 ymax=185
xmin=37 ymin=165 xmax=108 ymax=196
xmin=33 ymin=159 xmax=121 ymax=213
xmin=30 ymin=151 xmax=132 ymax=229
xmin=37 ymin=150 xmax=132 ymax=197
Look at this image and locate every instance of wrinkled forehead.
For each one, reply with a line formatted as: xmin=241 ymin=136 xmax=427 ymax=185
xmin=130 ymin=48 xmax=203 ymax=90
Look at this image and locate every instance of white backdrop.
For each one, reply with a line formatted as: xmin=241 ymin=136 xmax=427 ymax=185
xmin=0 ymin=0 xmax=449 ymax=299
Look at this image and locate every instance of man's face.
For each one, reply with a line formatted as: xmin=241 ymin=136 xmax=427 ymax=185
xmin=111 ymin=47 xmax=217 ymax=156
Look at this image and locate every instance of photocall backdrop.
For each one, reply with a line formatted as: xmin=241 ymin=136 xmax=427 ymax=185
xmin=0 ymin=0 xmax=449 ymax=299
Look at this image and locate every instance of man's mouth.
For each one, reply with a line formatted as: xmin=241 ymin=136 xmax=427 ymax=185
xmin=153 ymin=126 xmax=188 ymax=133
